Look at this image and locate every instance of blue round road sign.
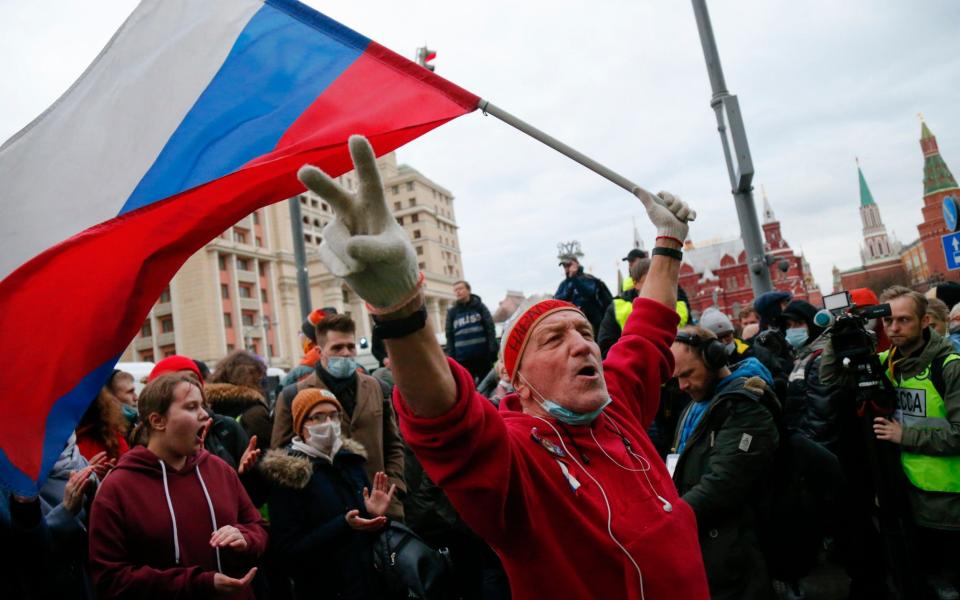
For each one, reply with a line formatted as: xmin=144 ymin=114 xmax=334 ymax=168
xmin=943 ymin=196 xmax=958 ymax=231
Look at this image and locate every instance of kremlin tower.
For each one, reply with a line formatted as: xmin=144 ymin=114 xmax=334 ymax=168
xmin=916 ymin=118 xmax=960 ymax=279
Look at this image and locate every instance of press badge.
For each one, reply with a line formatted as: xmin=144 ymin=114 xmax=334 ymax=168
xmin=895 ymin=388 xmax=926 ymax=424
xmin=738 ymin=433 xmax=753 ymax=452
xmin=666 ymin=453 xmax=680 ymax=477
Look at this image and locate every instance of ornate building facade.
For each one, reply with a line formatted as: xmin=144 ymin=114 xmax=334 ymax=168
xmin=679 ymin=192 xmax=822 ymax=323
xmin=121 ymin=151 xmax=463 ymax=368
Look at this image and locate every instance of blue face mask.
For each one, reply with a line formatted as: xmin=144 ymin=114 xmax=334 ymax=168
xmin=326 ymin=356 xmax=358 ymax=379
xmin=120 ymin=403 xmax=138 ymax=423
xmin=785 ymin=327 xmax=808 ymax=348
xmin=519 ymin=373 xmax=610 ymax=426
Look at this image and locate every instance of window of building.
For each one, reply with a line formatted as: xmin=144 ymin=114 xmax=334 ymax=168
xmin=302 ymin=216 xmax=310 ymax=225
xmin=226 ymin=344 xmax=234 ymax=352
xmin=223 ymin=313 xmax=233 ymax=328
xmin=239 ymin=284 xmax=252 ymax=298
xmin=269 ymin=344 xmax=275 ymax=356
xmin=160 ymin=317 xmax=174 ymax=333
xmin=221 ymin=284 xmax=229 ymax=299
xmin=311 ymin=198 xmax=319 ymax=208
xmin=252 ymin=211 xmax=260 ymax=225
xmin=413 ymin=230 xmax=421 ymax=239
xmin=237 ymin=257 xmax=251 ymax=271
xmin=234 ymin=229 xmax=248 ymax=244
xmin=141 ymin=351 xmax=154 ymax=363
xmin=392 ymin=185 xmax=399 ymax=195
xmin=416 ymin=246 xmax=423 ymax=256
xmin=242 ymin=312 xmax=256 ymax=326
xmin=158 ymin=287 xmax=171 ymax=303
xmin=394 ymin=201 xmax=401 ymax=211
xmin=141 ymin=321 xmax=152 ymax=337
xmin=304 ymin=234 xmax=313 ymax=243
xmin=218 ymin=255 xmax=227 ymax=271
xmin=322 ymin=203 xmax=329 ymax=212
xmin=259 ymin=262 xmax=267 ymax=276
xmin=342 ymin=288 xmax=350 ymax=303
xmin=300 ymin=196 xmax=307 ymax=205
xmin=408 ymin=198 xmax=416 ymax=207
xmin=261 ymin=288 xmax=268 ymax=302
xmin=418 ymin=262 xmax=426 ymax=270
xmin=396 ymin=216 xmax=404 ymax=225
xmin=255 ymin=236 xmax=262 ymax=248
xmin=411 ymin=213 xmax=419 ymax=223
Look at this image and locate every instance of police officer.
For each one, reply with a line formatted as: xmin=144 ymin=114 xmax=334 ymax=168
xmin=597 ymin=256 xmax=650 ymax=357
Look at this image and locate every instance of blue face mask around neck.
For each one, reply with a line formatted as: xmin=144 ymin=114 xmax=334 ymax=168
xmin=326 ymin=356 xmax=357 ymax=379
xmin=519 ymin=373 xmax=611 ymax=426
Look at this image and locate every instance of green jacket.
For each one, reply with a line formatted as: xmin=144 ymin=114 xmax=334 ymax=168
xmin=672 ymin=372 xmax=779 ymax=600
xmin=821 ymin=329 xmax=960 ymax=529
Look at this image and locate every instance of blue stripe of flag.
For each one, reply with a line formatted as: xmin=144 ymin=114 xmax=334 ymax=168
xmin=119 ymin=0 xmax=370 ymax=215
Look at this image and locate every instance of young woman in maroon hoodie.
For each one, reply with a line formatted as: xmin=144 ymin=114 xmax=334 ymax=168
xmin=88 ymin=373 xmax=268 ymax=599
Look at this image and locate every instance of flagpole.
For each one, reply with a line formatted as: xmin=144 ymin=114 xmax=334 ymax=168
xmin=477 ymin=99 xmax=662 ymax=208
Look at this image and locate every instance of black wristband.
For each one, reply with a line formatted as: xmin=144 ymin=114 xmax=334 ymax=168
xmin=651 ymin=246 xmax=683 ymax=261
xmin=373 ymin=305 xmax=428 ymax=339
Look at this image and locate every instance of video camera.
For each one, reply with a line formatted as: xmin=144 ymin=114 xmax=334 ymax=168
xmin=817 ymin=291 xmax=891 ymax=362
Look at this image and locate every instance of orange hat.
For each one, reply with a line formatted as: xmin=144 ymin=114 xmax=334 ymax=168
xmin=291 ymin=388 xmax=342 ymax=437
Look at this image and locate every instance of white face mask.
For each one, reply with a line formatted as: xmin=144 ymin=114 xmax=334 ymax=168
xmin=306 ymin=420 xmax=341 ymax=453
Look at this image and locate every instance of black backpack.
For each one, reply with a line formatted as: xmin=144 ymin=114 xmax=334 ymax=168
xmin=372 ymin=521 xmax=453 ymax=599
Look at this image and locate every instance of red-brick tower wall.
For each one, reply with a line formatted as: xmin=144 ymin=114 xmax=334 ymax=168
xmin=917 ymin=120 xmax=960 ymax=281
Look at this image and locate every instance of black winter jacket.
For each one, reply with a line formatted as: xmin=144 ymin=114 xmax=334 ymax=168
xmin=554 ymin=269 xmax=613 ymax=334
xmin=597 ymin=289 xmax=638 ymax=357
xmin=261 ymin=441 xmax=382 ymax=600
xmin=784 ymin=334 xmax=844 ymax=449
xmin=672 ymin=365 xmax=779 ymax=600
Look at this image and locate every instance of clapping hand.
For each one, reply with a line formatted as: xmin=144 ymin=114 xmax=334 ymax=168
xmin=298 ymin=136 xmax=420 ymax=312
xmin=210 ymin=525 xmax=248 ymax=551
xmin=62 ymin=465 xmax=96 ymax=515
xmin=87 ymin=451 xmax=116 ymax=480
xmin=363 ymin=471 xmax=397 ymax=517
xmin=213 ymin=567 xmax=257 ymax=595
xmin=238 ymin=436 xmax=260 ymax=475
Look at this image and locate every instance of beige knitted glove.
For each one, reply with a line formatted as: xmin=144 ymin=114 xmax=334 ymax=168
xmin=298 ymin=136 xmax=420 ymax=312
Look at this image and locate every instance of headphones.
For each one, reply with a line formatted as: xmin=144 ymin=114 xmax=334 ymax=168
xmin=675 ymin=331 xmax=727 ymax=371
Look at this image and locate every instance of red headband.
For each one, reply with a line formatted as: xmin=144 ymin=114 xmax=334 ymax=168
xmin=502 ymin=299 xmax=581 ymax=383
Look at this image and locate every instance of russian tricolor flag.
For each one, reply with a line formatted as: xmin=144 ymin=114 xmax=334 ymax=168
xmin=0 ymin=0 xmax=479 ymax=494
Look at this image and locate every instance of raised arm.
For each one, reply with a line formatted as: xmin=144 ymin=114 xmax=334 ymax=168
xmin=603 ymin=191 xmax=694 ymax=425
xmin=298 ymin=136 xmax=455 ymax=418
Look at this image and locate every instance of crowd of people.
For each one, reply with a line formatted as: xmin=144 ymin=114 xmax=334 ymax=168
xmin=4 ymin=135 xmax=959 ymax=600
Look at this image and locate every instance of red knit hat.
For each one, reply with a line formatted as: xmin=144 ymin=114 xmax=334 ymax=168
xmin=502 ymin=299 xmax=582 ymax=383
xmin=849 ymin=288 xmax=879 ymax=308
xmin=148 ymin=355 xmax=204 ymax=385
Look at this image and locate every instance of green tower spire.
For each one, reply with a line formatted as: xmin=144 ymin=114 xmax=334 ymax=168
xmin=857 ymin=159 xmax=875 ymax=207
xmin=919 ymin=118 xmax=958 ymax=196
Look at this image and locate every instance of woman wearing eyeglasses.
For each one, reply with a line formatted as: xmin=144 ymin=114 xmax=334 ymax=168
xmin=261 ymin=388 xmax=395 ymax=599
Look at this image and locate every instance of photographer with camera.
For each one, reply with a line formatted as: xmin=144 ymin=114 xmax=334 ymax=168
xmin=822 ymin=285 xmax=960 ymax=599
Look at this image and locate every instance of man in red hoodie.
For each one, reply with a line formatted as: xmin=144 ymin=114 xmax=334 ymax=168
xmin=296 ymin=136 xmax=709 ymax=599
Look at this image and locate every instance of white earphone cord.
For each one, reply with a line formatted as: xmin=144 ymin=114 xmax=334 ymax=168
xmin=533 ymin=416 xmax=646 ymax=600
xmin=590 ymin=417 xmax=673 ymax=512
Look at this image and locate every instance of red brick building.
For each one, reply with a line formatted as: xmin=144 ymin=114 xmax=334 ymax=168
xmin=917 ymin=120 xmax=960 ymax=281
xmin=679 ymin=193 xmax=822 ymax=322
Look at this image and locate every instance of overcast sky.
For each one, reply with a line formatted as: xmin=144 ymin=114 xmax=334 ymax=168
xmin=3 ymin=1 xmax=959 ymax=309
